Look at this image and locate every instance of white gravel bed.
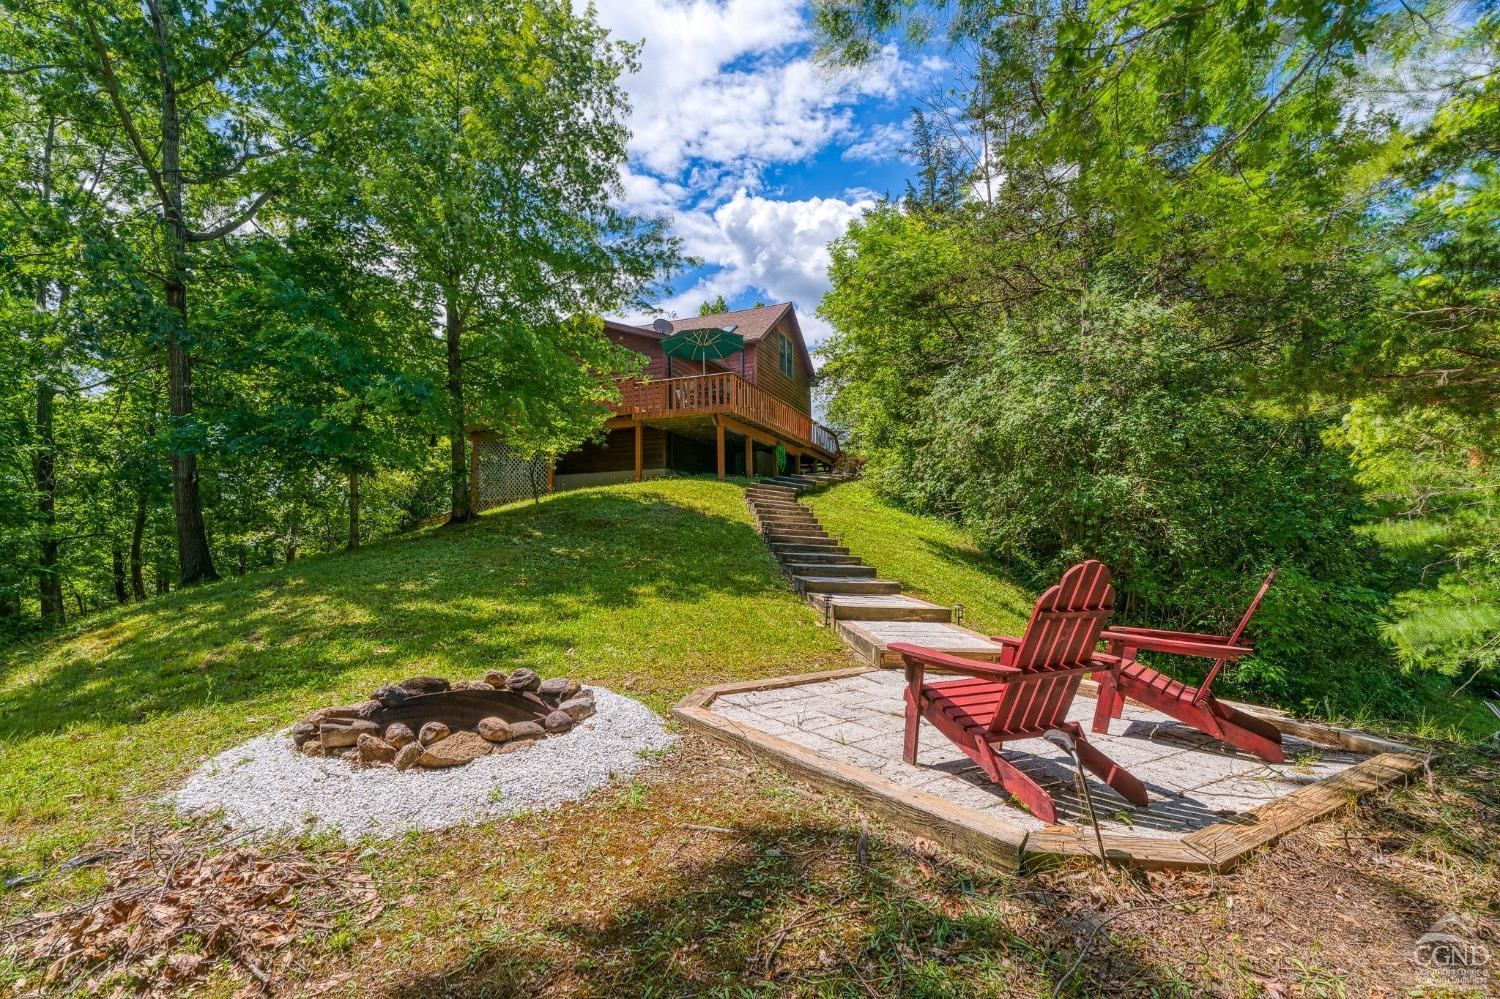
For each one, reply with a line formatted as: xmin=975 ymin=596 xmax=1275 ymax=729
xmin=169 ymin=688 xmax=677 ymax=840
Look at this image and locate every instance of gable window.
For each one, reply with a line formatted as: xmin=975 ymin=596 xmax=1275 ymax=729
xmin=778 ymin=334 xmax=794 ymax=377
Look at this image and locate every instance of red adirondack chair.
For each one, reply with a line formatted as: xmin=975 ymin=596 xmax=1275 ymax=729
xmin=1091 ymin=569 xmax=1285 ymax=763
xmin=890 ymin=560 xmax=1149 ymax=825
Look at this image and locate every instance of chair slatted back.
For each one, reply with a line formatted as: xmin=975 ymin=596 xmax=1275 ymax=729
xmin=987 ymin=560 xmax=1115 ymax=737
xmin=1195 ymin=567 xmax=1277 ymax=704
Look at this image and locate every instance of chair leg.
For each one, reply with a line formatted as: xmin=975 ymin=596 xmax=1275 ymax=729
xmin=1206 ymin=700 xmax=1286 ymax=763
xmin=1092 ymin=672 xmax=1117 ymax=735
xmin=975 ymin=740 xmax=1058 ymax=825
xmin=1065 ymin=723 xmax=1149 ymax=807
xmin=903 ymin=698 xmax=921 ymax=766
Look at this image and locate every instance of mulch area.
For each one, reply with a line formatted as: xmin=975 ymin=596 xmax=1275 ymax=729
xmin=2 ymin=828 xmax=381 ymax=996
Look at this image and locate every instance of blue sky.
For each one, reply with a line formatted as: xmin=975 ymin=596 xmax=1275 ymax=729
xmin=591 ymin=0 xmax=947 ymax=343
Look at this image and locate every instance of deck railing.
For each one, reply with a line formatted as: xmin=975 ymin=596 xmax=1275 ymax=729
xmin=615 ymin=372 xmax=838 ymax=456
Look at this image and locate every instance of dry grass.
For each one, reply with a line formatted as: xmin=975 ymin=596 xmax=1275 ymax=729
xmin=6 ymin=736 xmax=1494 ymax=997
xmin=3 ymin=479 xmax=1497 ymax=996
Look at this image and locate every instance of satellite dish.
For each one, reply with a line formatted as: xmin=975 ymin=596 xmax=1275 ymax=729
xmin=652 ymin=318 xmax=673 ymax=335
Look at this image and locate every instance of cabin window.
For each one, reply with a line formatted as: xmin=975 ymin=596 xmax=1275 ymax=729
xmin=778 ymin=334 xmax=794 ymax=377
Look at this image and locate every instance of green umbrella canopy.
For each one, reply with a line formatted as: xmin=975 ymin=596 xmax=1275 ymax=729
xmin=660 ymin=324 xmax=744 ymax=363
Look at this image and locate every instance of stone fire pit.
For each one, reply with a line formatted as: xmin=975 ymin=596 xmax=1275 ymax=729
xmin=293 ymin=670 xmax=596 ymax=771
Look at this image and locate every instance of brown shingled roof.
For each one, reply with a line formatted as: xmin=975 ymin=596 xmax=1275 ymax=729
xmin=660 ymin=302 xmax=793 ymax=342
xmin=605 ymin=302 xmax=813 ymax=373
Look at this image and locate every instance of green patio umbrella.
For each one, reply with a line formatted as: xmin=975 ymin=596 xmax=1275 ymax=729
xmin=659 ymin=322 xmax=744 ymax=375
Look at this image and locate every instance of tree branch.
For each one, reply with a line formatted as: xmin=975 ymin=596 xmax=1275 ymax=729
xmin=185 ymin=189 xmax=276 ymax=242
xmin=180 ymin=12 xmax=286 ymax=94
xmin=82 ymin=4 xmax=169 ymax=206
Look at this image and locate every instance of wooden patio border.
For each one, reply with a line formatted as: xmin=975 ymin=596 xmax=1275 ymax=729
xmin=672 ymin=668 xmax=1427 ymax=873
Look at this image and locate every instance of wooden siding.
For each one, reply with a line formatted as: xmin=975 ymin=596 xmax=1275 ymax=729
xmin=557 ymin=427 xmax=666 ymax=475
xmin=744 ymin=316 xmax=811 ymax=413
xmin=606 ymin=321 xmax=808 ymax=414
xmin=607 ymin=328 xmax=733 ymax=381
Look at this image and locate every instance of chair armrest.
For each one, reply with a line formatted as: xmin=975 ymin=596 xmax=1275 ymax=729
xmin=1101 ymin=630 xmax=1252 ymax=660
xmin=889 ymin=643 xmax=1021 ymax=682
xmin=1106 ymin=625 xmax=1229 ymax=644
xmin=984 ymin=634 xmax=1022 ymax=667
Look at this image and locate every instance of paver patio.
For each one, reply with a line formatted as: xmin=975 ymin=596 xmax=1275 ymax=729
xmin=712 ymin=670 xmax=1368 ymax=839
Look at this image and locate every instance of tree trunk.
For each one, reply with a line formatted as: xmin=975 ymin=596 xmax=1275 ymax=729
xmin=237 ymin=544 xmax=247 ymax=576
xmin=444 ymin=292 xmax=473 ymax=523
xmin=285 ymin=511 xmax=300 ymax=563
xmin=150 ymin=0 xmax=218 ymax=587
xmin=112 ymin=544 xmax=128 ymax=603
xmin=155 ymin=563 xmax=170 ymax=594
xmin=129 ymin=488 xmax=148 ymax=600
xmin=34 ymin=380 xmax=63 ymax=623
xmin=347 ymin=469 xmax=360 ymax=550
xmin=32 ymin=118 xmax=64 ymax=624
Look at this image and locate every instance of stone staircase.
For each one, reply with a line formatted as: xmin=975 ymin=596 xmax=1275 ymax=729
xmin=747 ymin=475 xmax=1007 ymax=669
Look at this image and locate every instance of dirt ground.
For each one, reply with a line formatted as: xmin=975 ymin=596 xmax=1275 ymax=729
xmin=4 ymin=735 xmax=1497 ymax=998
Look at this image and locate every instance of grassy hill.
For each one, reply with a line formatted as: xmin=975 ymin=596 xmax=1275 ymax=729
xmin=807 ymin=482 xmax=1035 ymax=636
xmin=2 ymin=477 xmax=1495 ymax=997
xmin=0 ymin=479 xmax=848 ymax=872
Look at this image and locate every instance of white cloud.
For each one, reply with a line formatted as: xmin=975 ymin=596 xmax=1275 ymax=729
xmin=595 ymin=2 xmax=921 ymax=344
xmin=639 ymin=191 xmax=873 ymax=343
xmin=842 ymin=120 xmax=909 ymax=163
xmin=595 ymin=1 xmax=910 ymax=176
xmin=712 ymin=191 xmax=872 ymax=307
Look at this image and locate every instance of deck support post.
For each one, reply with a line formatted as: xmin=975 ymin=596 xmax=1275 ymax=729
xmin=634 ymin=421 xmax=644 ymax=482
xmin=716 ymin=417 xmax=726 ymax=480
xmin=547 ymin=464 xmax=555 ymax=494
xmin=744 ymin=434 xmax=754 ymax=479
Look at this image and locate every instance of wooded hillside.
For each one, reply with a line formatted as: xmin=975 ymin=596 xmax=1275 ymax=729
xmin=813 ymin=0 xmax=1498 ymax=717
xmin=0 ymin=0 xmax=682 ymax=628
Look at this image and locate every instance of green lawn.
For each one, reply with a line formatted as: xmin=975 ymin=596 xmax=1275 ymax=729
xmin=807 ymin=481 xmax=1034 ymax=636
xmin=3 ymin=477 xmax=1495 ymax=997
xmin=0 ymin=479 xmax=848 ymax=874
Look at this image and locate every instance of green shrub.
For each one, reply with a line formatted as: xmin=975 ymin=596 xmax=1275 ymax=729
xmin=862 ymin=293 xmax=1401 ymax=714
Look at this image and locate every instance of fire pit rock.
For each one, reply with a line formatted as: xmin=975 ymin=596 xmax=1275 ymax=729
xmin=290 ymin=674 xmax=598 ymax=770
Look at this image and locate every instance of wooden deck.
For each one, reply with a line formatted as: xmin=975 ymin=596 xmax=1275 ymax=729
xmin=613 ymin=373 xmax=838 ymax=476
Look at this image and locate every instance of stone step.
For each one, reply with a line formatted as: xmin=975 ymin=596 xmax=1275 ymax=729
xmin=795 ymin=576 xmax=902 ymax=595
xmin=772 ymin=543 xmax=850 ymax=556
xmin=781 ymin=562 xmax=876 ymax=578
xmin=764 ymin=529 xmax=831 ymax=541
xmin=768 ymin=536 xmax=835 ymax=549
xmin=757 ymin=515 xmax=821 ymax=528
xmin=807 ymin=594 xmax=953 ymax=624
xmin=775 ymin=551 xmax=861 ymax=565
xmin=836 ymin=620 xmax=1007 ymax=668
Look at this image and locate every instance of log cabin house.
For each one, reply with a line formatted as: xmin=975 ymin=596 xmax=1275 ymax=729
xmin=470 ymin=303 xmax=840 ymax=508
